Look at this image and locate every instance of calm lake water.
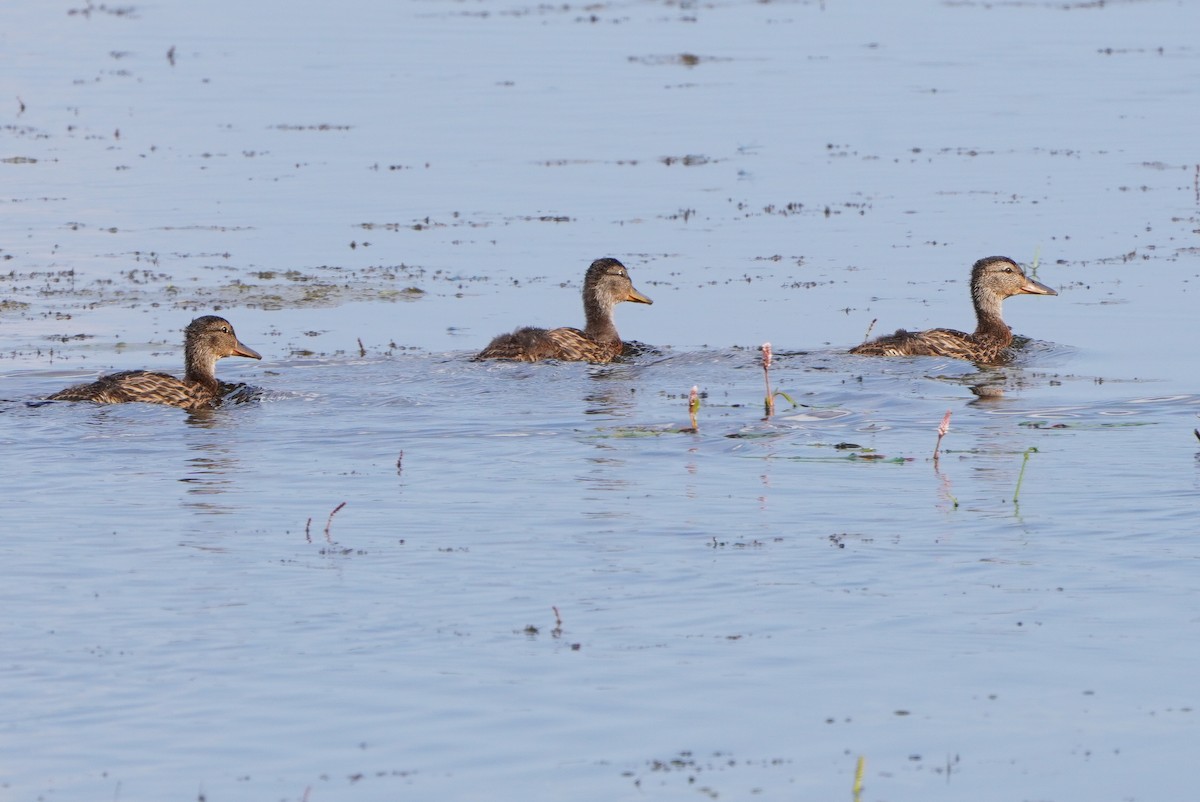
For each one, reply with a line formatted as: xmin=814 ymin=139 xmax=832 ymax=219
xmin=3 ymin=0 xmax=1199 ymax=800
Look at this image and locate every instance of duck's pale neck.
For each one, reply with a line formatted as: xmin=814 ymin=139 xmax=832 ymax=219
xmin=183 ymin=343 xmax=221 ymax=393
xmin=971 ymin=287 xmax=1013 ymax=345
xmin=583 ymin=291 xmax=620 ymax=343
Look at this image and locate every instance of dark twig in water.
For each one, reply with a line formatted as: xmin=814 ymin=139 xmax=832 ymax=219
xmin=861 ymin=318 xmax=877 ymax=343
xmin=166 ymin=45 xmax=176 ymax=66
xmin=396 ymin=450 xmax=404 ymax=474
xmin=1194 ymin=428 xmax=1199 ymax=443
xmin=17 ymin=96 xmax=26 ymax=116
xmin=357 ymin=337 xmax=366 ymax=357
xmin=933 ymin=410 xmax=952 ymax=463
xmin=324 ymin=502 xmax=347 ymax=541
xmin=304 ymin=517 xmax=312 ymax=543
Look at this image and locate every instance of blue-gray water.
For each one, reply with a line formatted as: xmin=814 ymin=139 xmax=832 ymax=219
xmin=2 ymin=1 xmax=1199 ymax=800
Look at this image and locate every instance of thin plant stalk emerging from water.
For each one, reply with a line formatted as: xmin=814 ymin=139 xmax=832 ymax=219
xmin=763 ymin=342 xmax=775 ymax=416
xmin=688 ymin=385 xmax=700 ymax=431
xmin=760 ymin=342 xmax=796 ymax=418
xmin=932 ymin=410 xmax=958 ymax=508
xmin=1013 ymin=447 xmax=1038 ymax=503
xmin=933 ymin=410 xmax=952 ymax=463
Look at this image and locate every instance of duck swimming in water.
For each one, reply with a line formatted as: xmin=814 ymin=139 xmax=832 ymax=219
xmin=475 ymin=257 xmax=653 ymax=363
xmin=849 ymin=256 xmax=1056 ymax=364
xmin=48 ymin=315 xmax=262 ymax=410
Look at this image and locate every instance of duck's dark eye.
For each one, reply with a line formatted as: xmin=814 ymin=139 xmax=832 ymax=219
xmin=221 ymin=326 xmax=229 ymax=333
xmin=1004 ymin=267 xmax=1014 ymax=274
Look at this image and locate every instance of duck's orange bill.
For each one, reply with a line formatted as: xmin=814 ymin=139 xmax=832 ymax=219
xmin=626 ymin=288 xmax=653 ymax=305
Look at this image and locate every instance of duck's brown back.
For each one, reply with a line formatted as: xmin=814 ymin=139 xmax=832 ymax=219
xmin=849 ymin=327 xmax=1013 ymax=363
xmin=476 ymin=326 xmax=624 ymax=363
xmin=48 ymin=370 xmax=220 ymax=410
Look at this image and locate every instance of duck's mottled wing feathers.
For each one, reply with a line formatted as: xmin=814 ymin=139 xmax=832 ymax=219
xmin=475 ymin=327 xmax=553 ymax=362
xmin=48 ymin=370 xmax=216 ymax=409
xmin=543 ymin=327 xmax=623 ymax=362
xmin=850 ymin=327 xmax=967 ymax=357
xmin=475 ymin=326 xmax=623 ymax=363
xmin=849 ymin=328 xmax=1012 ymax=363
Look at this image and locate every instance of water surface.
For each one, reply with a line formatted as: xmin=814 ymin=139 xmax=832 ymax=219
xmin=3 ymin=1 xmax=1199 ymax=800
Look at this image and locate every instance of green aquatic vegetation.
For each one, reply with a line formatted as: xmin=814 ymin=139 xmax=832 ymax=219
xmin=1019 ymin=420 xmax=1153 ymax=429
xmin=723 ymin=430 xmax=792 ymax=440
xmin=1013 ymin=447 xmax=1038 ymax=503
xmin=778 ymin=450 xmax=912 ymax=464
xmin=845 ymin=453 xmax=911 ymax=463
xmin=591 ymin=424 xmax=695 ymax=438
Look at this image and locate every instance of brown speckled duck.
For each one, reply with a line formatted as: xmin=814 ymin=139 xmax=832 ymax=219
xmin=475 ymin=257 xmax=653 ymax=363
xmin=48 ymin=315 xmax=262 ymax=410
xmin=849 ymin=256 xmax=1056 ymax=364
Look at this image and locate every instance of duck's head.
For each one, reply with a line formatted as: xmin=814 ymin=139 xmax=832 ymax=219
xmin=585 ymin=257 xmax=653 ymax=309
xmin=971 ymin=256 xmax=1057 ymax=301
xmin=185 ymin=315 xmax=262 ymax=363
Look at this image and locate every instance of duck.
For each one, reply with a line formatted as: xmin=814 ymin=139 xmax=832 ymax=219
xmin=475 ymin=257 xmax=653 ymax=363
xmin=849 ymin=256 xmax=1057 ymax=364
xmin=48 ymin=315 xmax=262 ymax=410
